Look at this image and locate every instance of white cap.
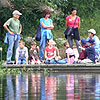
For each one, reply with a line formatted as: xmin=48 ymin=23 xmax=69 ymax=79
xmin=88 ymin=29 xmax=96 ymax=34
xmin=48 ymin=39 xmax=56 ymax=45
xmin=12 ymin=10 xmax=22 ymax=15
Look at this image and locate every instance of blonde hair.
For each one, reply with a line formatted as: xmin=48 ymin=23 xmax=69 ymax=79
xmin=31 ymin=41 xmax=36 ymax=45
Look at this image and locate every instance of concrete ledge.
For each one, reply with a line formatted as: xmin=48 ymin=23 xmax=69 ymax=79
xmin=1 ymin=63 xmax=100 ymax=73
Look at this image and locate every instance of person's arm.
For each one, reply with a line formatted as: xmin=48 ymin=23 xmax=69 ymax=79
xmin=40 ymin=22 xmax=54 ymax=29
xmin=16 ymin=48 xmax=19 ymax=64
xmin=19 ymin=25 xmax=22 ymax=34
xmin=67 ymin=53 xmax=70 ymax=64
xmin=16 ymin=58 xmax=18 ymax=64
xmin=78 ymin=20 xmax=80 ymax=29
xmin=26 ymin=57 xmax=28 ymax=64
xmin=3 ymin=24 xmax=14 ymax=35
xmin=65 ymin=20 xmax=68 ymax=28
xmin=45 ymin=50 xmax=49 ymax=60
xmin=79 ymin=46 xmax=85 ymax=51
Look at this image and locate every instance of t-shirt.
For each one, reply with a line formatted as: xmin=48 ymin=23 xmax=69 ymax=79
xmin=66 ymin=15 xmax=80 ymax=28
xmin=29 ymin=48 xmax=39 ymax=60
xmin=85 ymin=46 xmax=95 ymax=63
xmin=16 ymin=47 xmax=28 ymax=59
xmin=45 ymin=46 xmax=56 ymax=58
xmin=40 ymin=18 xmax=53 ymax=30
xmin=66 ymin=48 xmax=74 ymax=56
xmin=4 ymin=18 xmax=21 ymax=34
xmin=66 ymin=48 xmax=75 ymax=64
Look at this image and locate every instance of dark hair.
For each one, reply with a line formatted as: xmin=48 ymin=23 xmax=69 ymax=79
xmin=71 ymin=7 xmax=77 ymax=12
xmin=19 ymin=40 xmax=25 ymax=45
xmin=43 ymin=9 xmax=50 ymax=17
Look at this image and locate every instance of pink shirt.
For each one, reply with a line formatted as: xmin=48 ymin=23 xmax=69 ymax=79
xmin=66 ymin=48 xmax=75 ymax=64
xmin=66 ymin=15 xmax=80 ymax=28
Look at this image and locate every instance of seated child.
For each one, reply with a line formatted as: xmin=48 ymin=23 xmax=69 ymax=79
xmin=79 ymin=39 xmax=95 ymax=63
xmin=29 ymin=41 xmax=41 ymax=64
xmin=58 ymin=42 xmax=75 ymax=64
xmin=45 ymin=39 xmax=57 ymax=64
xmin=16 ymin=40 xmax=28 ymax=64
xmin=78 ymin=38 xmax=89 ymax=60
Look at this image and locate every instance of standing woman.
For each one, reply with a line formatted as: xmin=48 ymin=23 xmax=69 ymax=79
xmin=3 ymin=10 xmax=22 ymax=64
xmin=65 ymin=7 xmax=81 ymax=54
xmin=39 ymin=9 xmax=54 ymax=61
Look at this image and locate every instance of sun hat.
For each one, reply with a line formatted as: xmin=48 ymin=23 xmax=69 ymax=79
xmin=88 ymin=39 xmax=95 ymax=45
xmin=88 ymin=29 xmax=96 ymax=34
xmin=12 ymin=10 xmax=22 ymax=15
xmin=48 ymin=39 xmax=56 ymax=45
xmin=81 ymin=38 xmax=86 ymax=44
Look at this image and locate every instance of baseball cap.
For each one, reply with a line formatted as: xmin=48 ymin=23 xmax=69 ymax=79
xmin=88 ymin=29 xmax=96 ymax=34
xmin=12 ymin=10 xmax=22 ymax=15
xmin=88 ymin=39 xmax=95 ymax=45
xmin=81 ymin=38 xmax=86 ymax=44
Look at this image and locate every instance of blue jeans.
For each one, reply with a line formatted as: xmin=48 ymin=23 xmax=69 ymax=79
xmin=18 ymin=58 xmax=26 ymax=64
xmin=39 ymin=36 xmax=47 ymax=59
xmin=45 ymin=59 xmax=57 ymax=64
xmin=7 ymin=34 xmax=19 ymax=63
xmin=57 ymin=58 xmax=67 ymax=64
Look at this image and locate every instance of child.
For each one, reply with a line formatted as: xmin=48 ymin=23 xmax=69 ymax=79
xmin=79 ymin=39 xmax=95 ymax=63
xmin=78 ymin=38 xmax=89 ymax=60
xmin=58 ymin=42 xmax=75 ymax=64
xmin=44 ymin=39 xmax=56 ymax=64
xmin=29 ymin=41 xmax=41 ymax=64
xmin=16 ymin=40 xmax=28 ymax=64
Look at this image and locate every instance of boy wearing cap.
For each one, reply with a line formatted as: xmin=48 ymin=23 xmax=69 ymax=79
xmin=79 ymin=39 xmax=95 ymax=63
xmin=44 ymin=39 xmax=57 ymax=64
xmin=3 ymin=10 xmax=22 ymax=64
xmin=78 ymin=38 xmax=89 ymax=60
xmin=86 ymin=29 xmax=100 ymax=61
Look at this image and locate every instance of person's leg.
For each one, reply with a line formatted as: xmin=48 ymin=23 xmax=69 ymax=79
xmin=57 ymin=58 xmax=67 ymax=64
xmin=7 ymin=34 xmax=15 ymax=63
xmin=74 ymin=39 xmax=81 ymax=54
xmin=67 ymin=36 xmax=73 ymax=49
xmin=14 ymin=39 xmax=19 ymax=61
xmin=49 ymin=59 xmax=57 ymax=64
xmin=39 ymin=36 xmax=47 ymax=61
xmin=18 ymin=58 xmax=22 ymax=64
xmin=44 ymin=60 xmax=50 ymax=64
xmin=22 ymin=58 xmax=26 ymax=64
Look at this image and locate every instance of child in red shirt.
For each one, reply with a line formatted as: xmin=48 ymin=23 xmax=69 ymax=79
xmin=45 ymin=39 xmax=57 ymax=64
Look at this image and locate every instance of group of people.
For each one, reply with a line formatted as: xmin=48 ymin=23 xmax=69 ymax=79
xmin=3 ymin=7 xmax=100 ymax=64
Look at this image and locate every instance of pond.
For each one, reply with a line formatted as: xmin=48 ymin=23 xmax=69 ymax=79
xmin=1 ymin=72 xmax=100 ymax=100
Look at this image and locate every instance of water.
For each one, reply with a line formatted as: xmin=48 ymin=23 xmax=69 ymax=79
xmin=1 ymin=72 xmax=100 ymax=100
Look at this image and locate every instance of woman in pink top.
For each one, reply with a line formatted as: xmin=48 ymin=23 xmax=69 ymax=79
xmin=65 ymin=7 xmax=81 ymax=54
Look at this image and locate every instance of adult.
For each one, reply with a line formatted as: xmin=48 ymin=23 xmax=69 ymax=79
xmin=3 ymin=10 xmax=22 ymax=64
xmin=65 ymin=7 xmax=81 ymax=54
xmin=39 ymin=9 xmax=54 ymax=61
xmin=86 ymin=29 xmax=100 ymax=61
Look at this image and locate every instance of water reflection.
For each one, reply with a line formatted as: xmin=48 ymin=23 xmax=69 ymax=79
xmin=2 ymin=73 xmax=100 ymax=100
